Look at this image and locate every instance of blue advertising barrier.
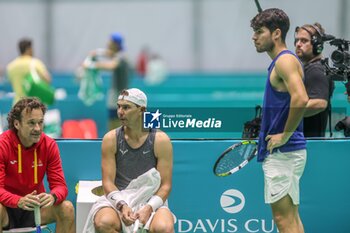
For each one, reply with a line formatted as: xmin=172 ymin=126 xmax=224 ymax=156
xmin=57 ymin=139 xmax=350 ymax=233
xmin=2 ymin=72 xmax=350 ymax=139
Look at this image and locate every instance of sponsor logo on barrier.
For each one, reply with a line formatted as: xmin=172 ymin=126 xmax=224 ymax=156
xmin=220 ymin=189 xmax=245 ymax=214
xmin=175 ymin=219 xmax=276 ymax=233
xmin=174 ymin=188 xmax=277 ymax=232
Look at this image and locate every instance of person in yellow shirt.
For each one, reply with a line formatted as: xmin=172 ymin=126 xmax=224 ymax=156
xmin=6 ymin=38 xmax=51 ymax=105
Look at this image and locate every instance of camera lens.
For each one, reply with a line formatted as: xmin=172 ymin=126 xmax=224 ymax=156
xmin=331 ymin=50 xmax=350 ymax=66
xmin=331 ymin=50 xmax=345 ymax=64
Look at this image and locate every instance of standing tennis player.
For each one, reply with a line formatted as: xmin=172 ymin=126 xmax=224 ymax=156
xmin=250 ymin=8 xmax=309 ymax=233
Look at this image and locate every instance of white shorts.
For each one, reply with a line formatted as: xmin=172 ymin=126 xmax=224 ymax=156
xmin=262 ymin=149 xmax=307 ymax=205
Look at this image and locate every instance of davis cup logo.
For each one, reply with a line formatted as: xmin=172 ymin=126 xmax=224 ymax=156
xmin=220 ymin=189 xmax=245 ymax=214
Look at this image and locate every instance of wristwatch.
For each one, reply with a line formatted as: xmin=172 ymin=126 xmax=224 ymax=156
xmin=116 ymin=200 xmax=127 ymax=211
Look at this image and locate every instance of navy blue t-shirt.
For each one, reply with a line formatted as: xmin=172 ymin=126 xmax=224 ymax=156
xmin=257 ymin=50 xmax=306 ymax=162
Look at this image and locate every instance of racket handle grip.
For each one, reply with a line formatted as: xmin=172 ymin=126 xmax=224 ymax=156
xmin=34 ymin=205 xmax=41 ymax=226
xmin=132 ymin=219 xmax=140 ymax=233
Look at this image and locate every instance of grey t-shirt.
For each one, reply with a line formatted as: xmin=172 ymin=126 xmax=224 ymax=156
xmin=115 ymin=127 xmax=157 ymax=190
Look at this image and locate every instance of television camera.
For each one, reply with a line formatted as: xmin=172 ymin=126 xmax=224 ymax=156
xmin=322 ymin=35 xmax=350 ymax=137
xmin=321 ymin=35 xmax=350 ymax=95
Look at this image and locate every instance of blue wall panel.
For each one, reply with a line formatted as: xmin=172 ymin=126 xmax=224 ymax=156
xmin=57 ymin=139 xmax=350 ymax=233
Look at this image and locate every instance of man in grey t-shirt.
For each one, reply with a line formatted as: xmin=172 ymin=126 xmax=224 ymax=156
xmin=93 ymin=88 xmax=174 ymax=233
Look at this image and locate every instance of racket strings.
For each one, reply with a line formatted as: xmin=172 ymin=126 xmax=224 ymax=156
xmin=242 ymin=144 xmax=256 ymax=160
xmin=216 ymin=149 xmax=243 ymax=173
xmin=215 ymin=144 xmax=256 ymax=174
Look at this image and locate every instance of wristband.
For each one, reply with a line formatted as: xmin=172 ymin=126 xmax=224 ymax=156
xmin=106 ymin=190 xmax=121 ymax=206
xmin=147 ymin=195 xmax=163 ymax=212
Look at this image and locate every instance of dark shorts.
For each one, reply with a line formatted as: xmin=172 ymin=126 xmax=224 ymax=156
xmin=3 ymin=207 xmax=35 ymax=230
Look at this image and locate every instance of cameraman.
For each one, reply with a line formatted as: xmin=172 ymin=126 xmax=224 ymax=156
xmin=295 ymin=23 xmax=334 ymax=137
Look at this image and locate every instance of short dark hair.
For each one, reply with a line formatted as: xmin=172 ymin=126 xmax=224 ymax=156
xmin=250 ymin=8 xmax=290 ymax=42
xmin=298 ymin=22 xmax=325 ymax=37
xmin=7 ymin=97 xmax=46 ymax=132
xmin=18 ymin=38 xmax=32 ymax=55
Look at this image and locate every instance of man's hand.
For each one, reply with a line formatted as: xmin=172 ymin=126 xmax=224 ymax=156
xmin=265 ymin=133 xmax=289 ymax=154
xmin=135 ymin=205 xmax=153 ymax=226
xmin=120 ymin=205 xmax=137 ymax=226
xmin=38 ymin=193 xmax=56 ymax=208
xmin=17 ymin=191 xmax=40 ymax=211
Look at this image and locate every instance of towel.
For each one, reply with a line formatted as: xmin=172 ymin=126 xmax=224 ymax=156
xmin=83 ymin=168 xmax=161 ymax=233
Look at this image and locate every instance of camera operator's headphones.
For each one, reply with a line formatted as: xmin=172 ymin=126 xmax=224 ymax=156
xmin=295 ymin=24 xmax=324 ymax=55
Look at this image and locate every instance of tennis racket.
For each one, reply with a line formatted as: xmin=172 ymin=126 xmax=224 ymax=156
xmin=213 ymin=140 xmax=258 ymax=177
xmin=34 ymin=205 xmax=41 ymax=233
xmin=132 ymin=219 xmax=140 ymax=233
xmin=254 ymin=0 xmax=263 ymax=13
